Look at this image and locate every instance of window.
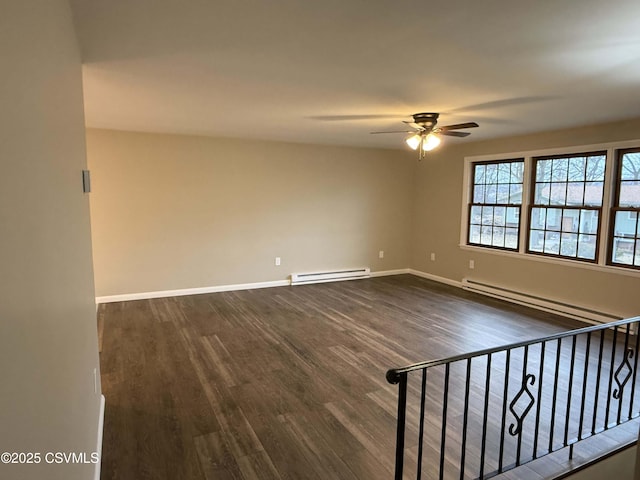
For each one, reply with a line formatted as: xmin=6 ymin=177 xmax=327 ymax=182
xmin=468 ymin=159 xmax=524 ymax=250
xmin=464 ymin=142 xmax=640 ymax=273
xmin=609 ymin=148 xmax=640 ymax=268
xmin=527 ymin=152 xmax=606 ymax=262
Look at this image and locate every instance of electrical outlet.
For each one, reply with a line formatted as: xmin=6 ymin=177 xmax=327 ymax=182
xmin=430 ymin=252 xmax=436 ymax=261
xmin=379 ymin=250 xmax=384 ymax=259
xmin=469 ymin=260 xmax=475 ymax=269
xmin=275 ymin=257 xmax=281 ymax=266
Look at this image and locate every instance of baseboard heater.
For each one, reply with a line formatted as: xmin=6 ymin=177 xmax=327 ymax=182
xmin=291 ymin=267 xmax=370 ymax=286
xmin=461 ymin=278 xmax=621 ymax=326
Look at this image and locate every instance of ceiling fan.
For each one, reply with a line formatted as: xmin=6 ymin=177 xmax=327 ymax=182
xmin=371 ymin=112 xmax=478 ymax=159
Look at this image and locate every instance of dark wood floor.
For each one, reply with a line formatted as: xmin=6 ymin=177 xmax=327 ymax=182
xmin=97 ymin=274 xmax=637 ymax=480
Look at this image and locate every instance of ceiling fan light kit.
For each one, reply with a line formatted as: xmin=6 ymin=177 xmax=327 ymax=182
xmin=405 ymin=132 xmax=441 ymax=155
xmin=405 ymin=134 xmax=422 ymax=150
xmin=371 ymin=112 xmax=479 ymax=159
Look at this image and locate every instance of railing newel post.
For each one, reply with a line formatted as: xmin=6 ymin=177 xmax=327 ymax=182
xmin=392 ymin=370 xmax=408 ymax=480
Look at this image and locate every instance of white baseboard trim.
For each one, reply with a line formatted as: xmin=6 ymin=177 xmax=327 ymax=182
xmin=96 ymin=269 xmax=417 ymax=304
xmin=408 ymin=269 xmax=463 ymax=288
xmin=406 ymin=269 xmax=619 ymax=325
xmin=96 ymin=279 xmax=291 ymax=304
xmin=370 ymin=268 xmax=410 ymax=277
xmin=94 ymin=394 xmax=105 ymax=480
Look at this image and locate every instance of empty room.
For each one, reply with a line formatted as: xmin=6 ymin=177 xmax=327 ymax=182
xmin=3 ymin=1 xmax=640 ymax=480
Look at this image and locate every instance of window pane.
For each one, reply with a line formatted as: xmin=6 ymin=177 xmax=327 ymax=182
xmin=509 ymin=184 xmax=522 ymax=204
xmin=498 ymin=163 xmax=511 ymax=183
xmin=546 ymin=208 xmax=562 ymax=231
xmin=529 ymin=230 xmax=544 ymax=252
xmin=561 ymin=210 xmax=579 ymax=233
xmin=560 ymin=233 xmax=578 ymax=257
xmin=621 ymin=153 xmax=640 ymax=181
xmin=470 ymin=206 xmax=482 ymax=224
xmin=480 ymin=226 xmax=492 ymax=245
xmin=511 ymin=163 xmax=524 ymax=183
xmin=506 ymin=207 xmax=519 ymax=227
xmin=505 ymin=228 xmax=519 ymax=249
xmin=614 ymin=210 xmax=637 ymax=236
xmin=492 ymin=227 xmax=505 ymax=247
xmin=481 ymin=206 xmax=494 ymax=225
xmin=494 ymin=206 xmax=505 ymax=226
xmin=635 ymin=240 xmax=640 ymax=266
xmin=497 ymin=184 xmax=510 ymax=203
xmin=544 ymin=231 xmax=560 ymax=254
xmin=469 ymin=225 xmax=481 ymax=244
xmin=486 ymin=164 xmax=498 ymax=183
xmin=552 ymin=158 xmax=568 ymax=181
xmin=536 ymin=160 xmax=552 ymax=182
xmin=469 ymin=225 xmax=481 ymax=243
xmin=474 ymin=164 xmax=486 ymax=184
xmin=486 ymin=184 xmax=497 ymax=203
xmin=549 ymin=183 xmax=567 ymax=205
xmin=612 ymin=237 xmax=633 ymax=265
xmin=535 ymin=183 xmax=550 ymax=204
xmin=566 ymin=182 xmax=584 ymax=205
xmin=584 ymin=182 xmax=604 ymax=206
xmin=577 ymin=234 xmax=597 ymax=260
xmin=530 ymin=207 xmax=546 ymax=230
xmin=579 ymin=210 xmax=599 ymax=234
xmin=568 ymin=156 xmax=586 ymax=181
xmin=473 ymin=184 xmax=485 ymax=203
xmin=619 ymin=180 xmax=640 ymax=207
xmin=586 ymin=155 xmax=606 ymax=181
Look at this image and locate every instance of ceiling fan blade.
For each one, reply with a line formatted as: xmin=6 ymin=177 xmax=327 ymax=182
xmin=438 ymin=122 xmax=479 ymax=131
xmin=402 ymin=121 xmax=423 ymax=129
xmin=370 ymin=130 xmax=414 ymax=134
xmin=308 ymin=114 xmax=406 ymax=121
xmin=439 ymin=131 xmax=471 ymax=137
xmin=448 ymin=96 xmax=556 ymax=114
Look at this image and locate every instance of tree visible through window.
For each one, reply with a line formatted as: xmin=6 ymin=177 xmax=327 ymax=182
xmin=468 ymin=159 xmax=524 ymax=250
xmin=527 ymin=152 xmax=606 ymax=261
xmin=610 ymin=148 xmax=640 ymax=268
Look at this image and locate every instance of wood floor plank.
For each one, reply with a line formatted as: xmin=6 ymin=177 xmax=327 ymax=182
xmin=99 ymin=275 xmax=636 ymax=480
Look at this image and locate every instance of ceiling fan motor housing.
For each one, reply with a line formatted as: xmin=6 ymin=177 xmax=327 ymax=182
xmin=412 ymin=112 xmax=439 ymax=129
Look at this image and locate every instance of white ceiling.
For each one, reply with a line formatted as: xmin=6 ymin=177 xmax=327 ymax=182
xmin=70 ymin=0 xmax=640 ymax=149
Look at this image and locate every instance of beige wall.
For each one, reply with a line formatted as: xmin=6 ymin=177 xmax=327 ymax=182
xmin=412 ymin=118 xmax=640 ymax=319
xmin=88 ymin=120 xmax=640 ymax=319
xmin=87 ymin=129 xmax=414 ymax=297
xmin=0 ymin=2 xmax=101 ymax=480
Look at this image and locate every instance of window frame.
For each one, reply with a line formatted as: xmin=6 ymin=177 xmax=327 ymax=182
xmin=525 ymin=151 xmax=607 ymax=264
xmin=459 ymin=139 xmax=640 ymax=278
xmin=607 ymin=147 xmax=640 ymax=270
xmin=467 ymin=158 xmax=524 ymax=252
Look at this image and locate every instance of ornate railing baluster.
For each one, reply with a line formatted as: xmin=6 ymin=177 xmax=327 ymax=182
xmin=386 ymin=316 xmax=640 ymax=480
xmin=578 ymin=332 xmax=592 ymax=441
xmin=592 ymin=330 xmax=605 ymax=435
xmin=532 ymin=341 xmax=546 ymax=460
xmin=498 ymin=349 xmax=510 ymax=473
xmin=629 ymin=331 xmax=640 ymax=420
xmin=606 ymin=327 xmax=619 ymax=428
